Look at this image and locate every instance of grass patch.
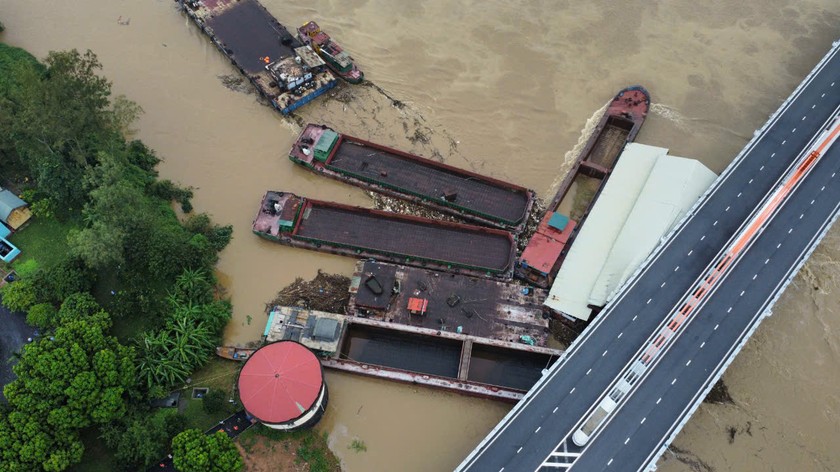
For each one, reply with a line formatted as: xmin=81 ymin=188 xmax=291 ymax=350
xmin=296 ymin=431 xmax=337 ymax=472
xmin=72 ymin=427 xmax=117 ymax=472
xmin=182 ymin=397 xmax=222 ymax=432
xmin=188 ymin=357 xmax=241 ymax=392
xmin=8 ymin=216 xmax=78 ymax=270
xmin=237 ymin=425 xmax=340 ymax=472
xmin=177 ymin=358 xmax=241 ymax=430
xmin=110 ymin=313 xmax=157 ymax=343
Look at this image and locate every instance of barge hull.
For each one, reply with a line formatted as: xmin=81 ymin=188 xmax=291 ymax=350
xmin=263 ymin=306 xmax=562 ymax=402
xmin=321 ymin=357 xmax=526 ymax=402
xmin=290 ymin=124 xmax=535 ymax=231
xmin=516 ymin=86 xmax=650 ymax=288
xmin=326 ymin=317 xmax=561 ymax=402
xmin=253 ymin=191 xmax=516 ymax=279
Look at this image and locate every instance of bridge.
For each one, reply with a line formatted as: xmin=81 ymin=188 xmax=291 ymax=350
xmin=457 ymin=39 xmax=840 ymax=472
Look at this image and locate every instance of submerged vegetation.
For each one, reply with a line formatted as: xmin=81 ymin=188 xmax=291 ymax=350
xmin=0 ymin=42 xmax=234 ymax=471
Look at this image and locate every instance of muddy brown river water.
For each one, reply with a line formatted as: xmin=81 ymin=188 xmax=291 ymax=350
xmin=2 ymin=0 xmax=839 ymax=470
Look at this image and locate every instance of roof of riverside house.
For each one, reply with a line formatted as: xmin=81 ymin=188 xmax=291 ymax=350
xmin=0 ymin=188 xmax=26 ymax=224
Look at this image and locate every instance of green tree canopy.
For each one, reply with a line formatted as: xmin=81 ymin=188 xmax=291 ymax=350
xmin=3 ymin=49 xmax=114 ymax=205
xmin=171 ymin=429 xmax=243 ymax=472
xmin=0 ymin=306 xmax=136 ymax=471
xmin=100 ymin=409 xmax=187 ymax=471
xmin=0 ymin=279 xmax=36 ymax=312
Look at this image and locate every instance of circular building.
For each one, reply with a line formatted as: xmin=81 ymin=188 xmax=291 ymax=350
xmin=238 ymin=341 xmax=328 ymax=430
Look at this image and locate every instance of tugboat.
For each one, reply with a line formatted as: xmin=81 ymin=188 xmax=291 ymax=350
xmin=298 ymin=21 xmax=364 ymax=84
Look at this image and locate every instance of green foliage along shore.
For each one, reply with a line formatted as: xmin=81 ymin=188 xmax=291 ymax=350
xmin=0 ymin=40 xmax=235 ymax=472
xmin=171 ymin=429 xmax=244 ymax=472
xmin=0 ymin=296 xmax=135 ymax=471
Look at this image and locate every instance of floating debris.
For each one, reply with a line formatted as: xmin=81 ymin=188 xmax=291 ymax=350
xmin=266 ymin=270 xmax=351 ymax=314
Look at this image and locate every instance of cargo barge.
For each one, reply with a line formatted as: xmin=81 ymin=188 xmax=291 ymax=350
xmin=298 ymin=21 xmax=364 ymax=84
xmin=348 ymin=260 xmax=550 ymax=345
xmin=181 ymin=0 xmax=337 ymax=115
xmin=253 ymin=191 xmax=516 ymax=279
xmin=516 ymin=86 xmax=650 ymax=288
xmin=263 ymin=306 xmax=562 ymax=401
xmin=290 ymin=124 xmax=536 ymax=232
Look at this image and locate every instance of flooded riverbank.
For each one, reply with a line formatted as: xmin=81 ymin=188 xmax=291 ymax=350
xmin=2 ymin=0 xmax=838 ymax=469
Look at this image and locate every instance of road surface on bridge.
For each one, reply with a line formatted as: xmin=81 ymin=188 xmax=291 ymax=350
xmin=457 ymin=40 xmax=840 ymax=472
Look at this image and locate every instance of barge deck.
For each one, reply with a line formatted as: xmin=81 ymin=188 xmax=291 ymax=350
xmin=516 ymin=86 xmax=650 ymax=288
xmin=290 ymin=124 xmax=535 ymax=232
xmin=348 ymin=260 xmax=550 ymax=345
xmin=263 ymin=306 xmax=562 ymax=401
xmin=253 ymin=191 xmax=516 ymax=279
xmin=181 ymin=0 xmax=337 ymax=114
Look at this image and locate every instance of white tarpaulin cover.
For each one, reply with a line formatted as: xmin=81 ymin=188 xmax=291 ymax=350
xmin=544 ymin=143 xmax=717 ymax=321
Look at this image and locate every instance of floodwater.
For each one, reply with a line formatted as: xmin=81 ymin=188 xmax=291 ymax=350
xmin=2 ymin=0 xmax=839 ymax=470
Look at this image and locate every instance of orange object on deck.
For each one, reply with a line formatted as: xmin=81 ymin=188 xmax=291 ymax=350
xmin=407 ymin=297 xmax=428 ymax=316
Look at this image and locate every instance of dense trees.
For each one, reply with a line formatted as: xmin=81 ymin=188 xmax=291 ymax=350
xmin=1 ymin=45 xmax=230 ymax=320
xmin=0 ymin=42 xmax=237 ymax=471
xmin=100 ymin=409 xmax=187 ymax=470
xmin=0 ymin=298 xmax=135 ymax=471
xmin=202 ymin=389 xmax=230 ymax=415
xmin=171 ymin=429 xmax=243 ymax=472
xmin=137 ymin=269 xmax=231 ymax=392
xmin=3 ymin=49 xmax=115 ymax=206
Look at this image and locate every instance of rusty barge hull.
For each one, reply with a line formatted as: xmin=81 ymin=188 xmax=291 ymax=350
xmin=253 ymin=191 xmax=516 ymax=279
xmin=290 ymin=124 xmax=535 ymax=232
xmin=332 ymin=316 xmax=560 ymax=402
xmin=321 ymin=357 xmax=526 ymax=401
xmin=181 ymin=0 xmax=336 ymax=115
xmin=516 ymin=86 xmax=650 ymax=288
xmin=264 ymin=306 xmax=561 ymax=402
